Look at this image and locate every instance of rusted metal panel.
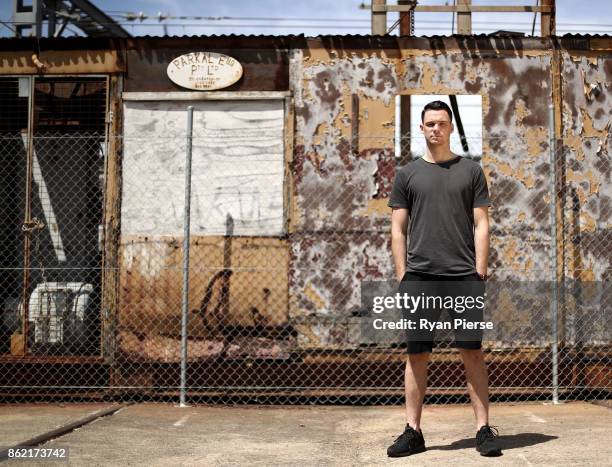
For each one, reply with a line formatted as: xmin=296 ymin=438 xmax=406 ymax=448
xmin=0 ymin=34 xmax=609 ymax=395
xmin=0 ymin=50 xmax=124 ymax=75
xmin=288 ymin=36 xmax=604 ymax=348
xmin=118 ymin=235 xmax=291 ymax=362
xmin=283 ymin=95 xmax=296 ymax=235
xmin=289 ymin=232 xmax=392 ymax=349
xmin=289 ymin=233 xmax=391 ymax=317
xmin=560 ymin=51 xmax=611 ymax=281
xmin=101 ymin=75 xmax=123 ymax=364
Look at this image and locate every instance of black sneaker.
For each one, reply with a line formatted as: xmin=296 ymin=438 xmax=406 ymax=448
xmin=387 ymin=424 xmax=426 ymax=458
xmin=476 ymin=425 xmax=502 ymax=456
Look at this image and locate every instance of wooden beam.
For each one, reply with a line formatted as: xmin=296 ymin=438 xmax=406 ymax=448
xmin=101 ymin=75 xmax=123 ymax=364
xmin=398 ymin=0 xmax=415 ymax=36
xmin=541 ymin=0 xmax=556 ymax=36
xmin=373 ymin=5 xmax=552 ymax=13
xmin=371 ymin=0 xmax=387 ymax=35
xmin=457 ymin=0 xmax=472 ymax=35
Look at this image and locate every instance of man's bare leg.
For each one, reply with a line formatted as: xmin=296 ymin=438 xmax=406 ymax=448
xmin=404 ymin=352 xmax=430 ymax=431
xmin=459 ymin=348 xmax=489 ymax=429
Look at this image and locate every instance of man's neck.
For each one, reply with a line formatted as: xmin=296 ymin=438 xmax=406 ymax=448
xmin=424 ymin=145 xmax=455 ymax=163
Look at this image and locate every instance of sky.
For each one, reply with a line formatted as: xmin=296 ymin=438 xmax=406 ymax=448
xmin=1 ymin=0 xmax=611 ymax=38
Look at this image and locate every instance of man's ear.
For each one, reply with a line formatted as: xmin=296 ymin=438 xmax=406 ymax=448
xmin=419 ymin=123 xmax=424 ymax=134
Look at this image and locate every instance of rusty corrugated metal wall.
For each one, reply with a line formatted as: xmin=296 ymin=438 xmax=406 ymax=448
xmin=0 ymin=34 xmax=609 ymax=399
xmin=289 ymin=35 xmax=610 ymax=349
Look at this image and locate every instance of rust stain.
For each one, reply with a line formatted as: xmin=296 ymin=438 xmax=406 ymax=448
xmin=495 ymin=288 xmax=531 ymax=331
xmin=313 ymin=122 xmax=329 ymax=146
xmin=0 ymin=50 xmax=124 ymax=74
xmin=581 ymin=212 xmax=598 ymax=232
xmin=399 ymin=46 xmax=549 ymax=58
xmin=566 ymin=168 xmax=601 ymax=196
xmin=500 ymin=238 xmax=520 ymax=267
xmin=359 ymin=96 xmax=395 ymax=150
xmin=497 ymin=238 xmax=539 ymax=274
xmin=581 ymin=270 xmax=596 ymax=281
xmin=419 ymin=62 xmax=462 ymax=94
xmin=306 ymin=151 xmax=327 ymax=174
xmin=489 ymin=156 xmax=536 ymax=189
xmin=359 ymin=197 xmax=390 ymax=217
xmin=564 ymin=133 xmax=585 ymax=161
xmin=481 ymin=93 xmax=491 ymax=116
xmin=569 ymin=52 xmax=601 ymax=67
xmin=581 ymin=108 xmax=610 ymax=138
xmin=303 ymin=281 xmax=327 ymax=311
xmin=399 ymin=48 xmax=437 ymax=58
xmin=294 ymin=321 xmax=348 ymax=349
xmin=332 ymin=87 xmax=353 ymax=141
xmin=295 ymin=323 xmax=319 ymax=348
xmin=119 ymin=235 xmax=289 ymax=337
xmin=524 ymin=127 xmax=548 ymax=158
xmin=590 ymin=38 xmax=612 ymax=50
xmin=302 ymin=48 xmax=334 ymax=63
xmin=514 ymin=99 xmax=531 ymax=125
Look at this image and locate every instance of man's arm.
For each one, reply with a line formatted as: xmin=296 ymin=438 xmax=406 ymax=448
xmin=391 ymin=208 xmax=409 ymax=281
xmin=473 ymin=206 xmax=490 ymax=277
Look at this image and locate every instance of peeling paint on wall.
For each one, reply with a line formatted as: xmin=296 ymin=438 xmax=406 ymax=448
xmin=288 ymin=37 xmax=611 ymax=347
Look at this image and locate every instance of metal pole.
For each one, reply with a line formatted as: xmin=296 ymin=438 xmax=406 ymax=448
xmin=549 ymin=103 xmax=559 ymax=404
xmin=19 ymin=76 xmax=35 ymax=356
xmin=180 ymin=106 xmax=194 ymax=407
xmin=398 ymin=0 xmax=414 ymax=36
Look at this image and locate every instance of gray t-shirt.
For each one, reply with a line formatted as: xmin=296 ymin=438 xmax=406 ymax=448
xmin=388 ymin=156 xmax=491 ymax=276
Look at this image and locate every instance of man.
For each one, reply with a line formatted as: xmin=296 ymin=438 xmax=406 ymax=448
xmin=386 ymin=100 xmax=501 ymax=457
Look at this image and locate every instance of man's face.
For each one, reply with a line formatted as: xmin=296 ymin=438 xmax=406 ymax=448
xmin=420 ymin=109 xmax=454 ymax=147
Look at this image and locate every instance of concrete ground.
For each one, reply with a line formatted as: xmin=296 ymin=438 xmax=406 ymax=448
xmin=1 ymin=401 xmax=610 ymax=466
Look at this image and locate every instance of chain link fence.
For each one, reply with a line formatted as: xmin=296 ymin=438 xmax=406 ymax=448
xmin=0 ymin=121 xmax=609 ymax=404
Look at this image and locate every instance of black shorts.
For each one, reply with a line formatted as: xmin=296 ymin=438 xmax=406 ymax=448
xmin=399 ymin=271 xmax=486 ymax=354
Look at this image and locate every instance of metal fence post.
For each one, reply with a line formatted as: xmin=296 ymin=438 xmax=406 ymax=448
xmin=549 ymin=103 xmax=560 ymax=404
xmin=180 ymin=106 xmax=194 ymax=407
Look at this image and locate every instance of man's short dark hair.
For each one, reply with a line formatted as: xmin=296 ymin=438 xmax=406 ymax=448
xmin=421 ymin=100 xmax=453 ymax=123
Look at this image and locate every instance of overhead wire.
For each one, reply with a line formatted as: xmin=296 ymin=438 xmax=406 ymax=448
xmin=4 ymin=21 xmax=607 ymax=31
xmin=1 ymin=13 xmax=611 ymax=37
xmin=99 ymin=12 xmax=612 ymax=28
xmin=2 ymin=18 xmax=611 ymax=28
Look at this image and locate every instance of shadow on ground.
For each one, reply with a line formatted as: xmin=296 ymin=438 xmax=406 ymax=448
xmin=428 ymin=433 xmax=558 ymax=451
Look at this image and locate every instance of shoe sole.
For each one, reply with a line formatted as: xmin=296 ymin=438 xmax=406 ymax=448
xmin=478 ymin=448 xmax=502 ymax=457
xmin=387 ymin=446 xmax=426 ymax=458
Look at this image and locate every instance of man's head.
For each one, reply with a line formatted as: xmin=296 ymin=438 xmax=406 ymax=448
xmin=420 ymin=100 xmax=454 ymax=147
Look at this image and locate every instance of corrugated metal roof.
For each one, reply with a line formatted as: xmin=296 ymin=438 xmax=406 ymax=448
xmin=1 ymin=33 xmax=611 ymax=41
xmin=0 ymin=33 xmax=609 ymax=53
